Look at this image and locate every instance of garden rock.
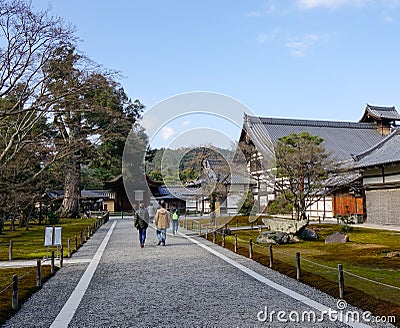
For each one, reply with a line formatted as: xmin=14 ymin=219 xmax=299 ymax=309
xmin=262 ymin=217 xmax=308 ymax=234
xmin=256 ymin=231 xmax=292 ymax=245
xmin=297 ymin=228 xmax=318 ymax=240
xmin=386 ymin=251 xmax=400 ymax=258
xmin=325 ymin=232 xmax=349 ymax=244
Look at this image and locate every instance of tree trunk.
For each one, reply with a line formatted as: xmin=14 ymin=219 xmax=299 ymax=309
xmin=59 ymin=159 xmax=81 ymax=218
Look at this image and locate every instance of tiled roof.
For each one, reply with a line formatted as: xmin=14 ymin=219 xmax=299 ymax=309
xmin=243 ymin=114 xmax=386 ymax=162
xmin=156 ymin=185 xmax=205 ymax=199
xmin=352 ymin=130 xmax=400 ymax=168
xmin=48 ymin=190 xmax=110 ymax=199
xmin=360 ymin=104 xmax=400 ymax=122
xmin=81 ymin=190 xmax=109 ymax=199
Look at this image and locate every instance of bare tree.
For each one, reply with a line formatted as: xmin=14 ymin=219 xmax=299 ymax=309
xmin=0 ymin=0 xmax=77 ymax=184
xmin=0 ymin=1 xmax=144 ymax=221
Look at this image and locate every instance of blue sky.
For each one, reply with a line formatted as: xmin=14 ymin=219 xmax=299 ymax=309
xmin=35 ymin=0 xmax=400 ymax=148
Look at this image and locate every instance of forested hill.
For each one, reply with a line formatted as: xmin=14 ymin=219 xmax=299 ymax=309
xmin=145 ymin=146 xmax=235 ymax=185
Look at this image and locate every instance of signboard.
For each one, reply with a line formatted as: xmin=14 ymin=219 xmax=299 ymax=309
xmin=54 ymin=227 xmax=62 ymax=246
xmin=134 ymin=190 xmax=144 ymax=201
xmin=44 ymin=226 xmax=62 ymax=246
xmin=44 ymin=227 xmax=53 ymax=246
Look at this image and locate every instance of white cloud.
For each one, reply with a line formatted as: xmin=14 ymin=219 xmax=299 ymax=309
xmin=257 ymin=28 xmax=280 ymax=43
xmin=384 ymin=15 xmax=395 ymax=23
xmin=247 ymin=1 xmax=276 ymax=17
xmin=160 ymin=126 xmax=175 ymax=140
xmin=285 ymin=34 xmax=320 ymax=57
xmin=296 ymin=0 xmax=369 ymax=9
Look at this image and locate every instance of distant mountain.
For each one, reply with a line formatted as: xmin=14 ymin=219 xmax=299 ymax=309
xmin=145 ymin=146 xmax=236 ymax=185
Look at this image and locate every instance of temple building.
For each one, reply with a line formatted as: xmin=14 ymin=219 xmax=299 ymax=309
xmin=239 ymin=104 xmax=400 ymax=224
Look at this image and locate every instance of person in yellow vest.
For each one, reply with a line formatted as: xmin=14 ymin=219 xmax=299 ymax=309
xmin=170 ymin=203 xmax=180 ymax=235
xmin=155 ymin=202 xmax=171 ymax=246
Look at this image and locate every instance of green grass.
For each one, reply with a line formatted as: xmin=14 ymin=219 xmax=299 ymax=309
xmin=0 ymin=266 xmax=55 ymax=324
xmin=209 ymin=223 xmax=400 ymax=326
xmin=0 ymin=217 xmax=104 ymax=325
xmin=0 ymin=218 xmax=98 ymax=260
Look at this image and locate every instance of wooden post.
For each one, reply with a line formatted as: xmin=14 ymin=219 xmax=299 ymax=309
xmin=75 ymin=235 xmax=78 ymax=251
xmin=51 ymin=250 xmax=55 ymax=274
xmin=222 ymin=233 xmax=225 ymax=247
xmin=9 ymin=240 xmax=12 ymax=261
xmin=296 ymin=252 xmax=301 ymax=280
xmin=249 ymin=239 xmax=253 ymax=259
xmin=80 ymin=231 xmax=83 ymax=246
xmin=269 ymin=244 xmax=273 ymax=268
xmin=68 ymin=239 xmax=71 ymax=258
xmin=122 ymin=211 xmax=124 ymax=219
xmin=338 ymin=263 xmax=344 ymax=299
xmin=60 ymin=245 xmax=64 ymax=267
xmin=12 ymin=275 xmax=18 ymax=310
xmin=234 ymin=234 xmax=238 ymax=253
xmin=87 ymin=226 xmax=90 ymax=239
xmin=36 ymin=260 xmax=42 ymax=288
xmin=213 ymin=231 xmax=216 ymax=244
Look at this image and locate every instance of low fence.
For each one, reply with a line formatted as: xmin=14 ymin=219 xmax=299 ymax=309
xmin=5 ymin=212 xmax=109 ymax=261
xmin=0 ymin=211 xmax=109 ymax=320
xmin=178 ymin=215 xmax=262 ymax=232
xmin=179 ymin=216 xmax=400 ymax=323
xmin=0 ymin=252 xmax=63 ymax=308
xmin=201 ymin=228 xmax=400 ymax=323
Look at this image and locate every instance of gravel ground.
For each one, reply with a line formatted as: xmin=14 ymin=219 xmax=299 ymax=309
xmin=3 ymin=218 xmax=396 ymax=328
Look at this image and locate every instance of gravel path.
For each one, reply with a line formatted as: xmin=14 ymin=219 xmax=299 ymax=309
xmin=3 ymin=218 xmax=395 ymax=328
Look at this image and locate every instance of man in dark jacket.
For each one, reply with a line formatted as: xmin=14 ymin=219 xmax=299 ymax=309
xmin=134 ymin=202 xmax=149 ymax=248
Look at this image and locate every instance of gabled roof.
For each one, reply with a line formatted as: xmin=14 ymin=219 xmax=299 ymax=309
xmin=104 ymin=174 xmax=163 ymax=188
xmin=242 ymin=114 xmax=386 ymax=162
xmin=48 ymin=190 xmax=110 ymax=200
xmin=352 ymin=129 xmax=400 ymax=169
xmin=155 ymin=185 xmax=205 ymax=199
xmin=359 ymin=104 xmax=400 ymax=122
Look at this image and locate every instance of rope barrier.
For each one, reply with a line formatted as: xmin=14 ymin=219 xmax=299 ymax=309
xmin=343 ymin=269 xmax=400 ymax=291
xmin=0 ymin=281 xmax=13 ymax=295
xmin=301 ymin=257 xmax=338 ymax=272
xmin=212 ymin=234 xmax=400 ymax=292
xmin=0 ymin=265 xmax=38 ymax=296
xmin=19 ymin=266 xmax=36 ymax=280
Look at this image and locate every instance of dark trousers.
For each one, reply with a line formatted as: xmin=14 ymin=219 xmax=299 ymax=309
xmin=138 ymin=227 xmax=147 ymax=245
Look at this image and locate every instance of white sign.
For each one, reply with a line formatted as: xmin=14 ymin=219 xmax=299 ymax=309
xmin=45 ymin=226 xmax=62 ymax=246
xmin=134 ymin=190 xmax=144 ymax=201
xmin=44 ymin=227 xmax=53 ymax=246
xmin=54 ymin=227 xmax=62 ymax=246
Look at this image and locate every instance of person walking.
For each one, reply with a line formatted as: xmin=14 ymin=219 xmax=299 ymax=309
xmin=134 ymin=202 xmax=149 ymax=248
xmin=147 ymin=202 xmax=156 ymax=223
xmin=170 ymin=203 xmax=180 ymax=235
xmin=155 ymin=202 xmax=170 ymax=246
